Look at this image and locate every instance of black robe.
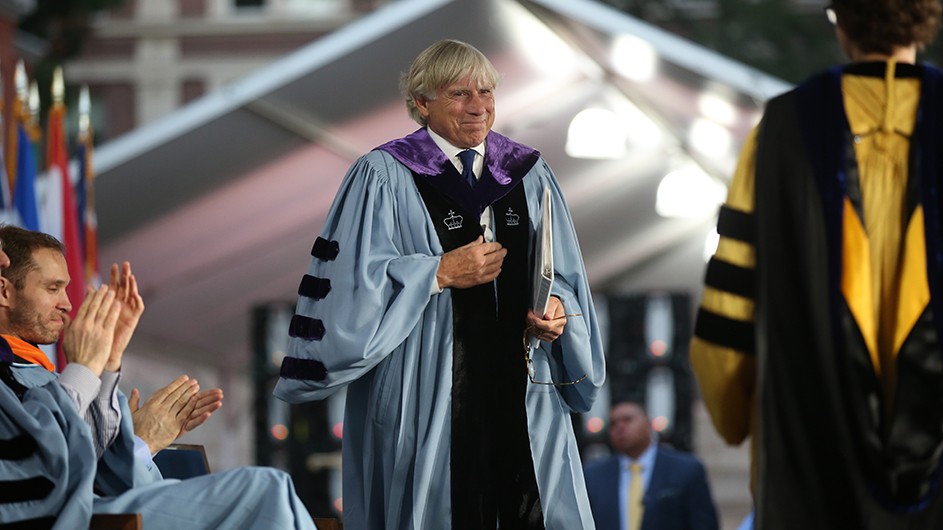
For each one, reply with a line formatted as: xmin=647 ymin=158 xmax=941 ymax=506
xmin=754 ymin=63 xmax=943 ymax=528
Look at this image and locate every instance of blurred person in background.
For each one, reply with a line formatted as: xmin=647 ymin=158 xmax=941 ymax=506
xmin=583 ymin=400 xmax=718 ymax=530
xmin=690 ymin=0 xmax=943 ymax=528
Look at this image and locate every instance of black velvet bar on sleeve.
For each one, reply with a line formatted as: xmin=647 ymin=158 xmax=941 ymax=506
xmin=298 ymin=275 xmax=331 ymax=300
xmin=288 ymin=315 xmax=325 ymax=340
xmin=279 ymin=357 xmax=328 ymax=382
xmin=704 ymin=259 xmax=755 ymax=299
xmin=694 ymin=308 xmax=756 ymax=355
xmin=717 ymin=205 xmax=755 ymax=244
xmin=0 ymin=434 xmax=37 ymax=461
xmin=311 ymin=237 xmax=340 ymax=261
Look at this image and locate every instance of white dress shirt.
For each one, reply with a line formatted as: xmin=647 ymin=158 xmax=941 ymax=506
xmin=427 ymin=127 xmax=494 ymax=294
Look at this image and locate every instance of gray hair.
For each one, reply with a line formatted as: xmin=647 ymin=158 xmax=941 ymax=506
xmin=400 ymin=39 xmax=500 ymax=126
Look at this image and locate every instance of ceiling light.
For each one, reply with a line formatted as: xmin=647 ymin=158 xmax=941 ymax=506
xmin=688 ymin=118 xmax=732 ymax=157
xmin=698 ymin=93 xmax=736 ymax=126
xmin=505 ymin=1 xmax=577 ymax=75
xmin=611 ymin=35 xmax=656 ymax=82
xmin=656 ymin=167 xmax=727 ymax=219
xmin=566 ymin=108 xmax=628 ymax=159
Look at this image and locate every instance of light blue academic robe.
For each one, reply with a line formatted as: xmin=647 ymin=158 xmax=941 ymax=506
xmin=3 ymin=362 xmax=318 ymax=530
xmin=275 ymin=130 xmax=606 ymax=529
xmin=0 ymin=363 xmax=97 ymax=527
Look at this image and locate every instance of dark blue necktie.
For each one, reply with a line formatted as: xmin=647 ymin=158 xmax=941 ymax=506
xmin=459 ymin=149 xmax=476 ymax=187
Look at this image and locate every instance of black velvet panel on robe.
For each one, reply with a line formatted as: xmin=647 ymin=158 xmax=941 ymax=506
xmin=413 ymin=165 xmax=544 ymax=530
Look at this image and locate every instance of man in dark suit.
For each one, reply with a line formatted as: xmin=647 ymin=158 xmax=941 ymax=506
xmin=583 ymin=400 xmax=719 ymax=530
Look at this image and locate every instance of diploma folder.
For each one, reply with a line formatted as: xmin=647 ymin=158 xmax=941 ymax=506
xmin=529 ymin=187 xmax=553 ymax=352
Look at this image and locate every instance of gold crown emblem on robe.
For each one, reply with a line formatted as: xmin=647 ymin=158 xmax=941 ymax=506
xmin=444 ymin=210 xmax=463 ymax=230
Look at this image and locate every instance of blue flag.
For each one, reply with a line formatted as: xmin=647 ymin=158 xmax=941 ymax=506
xmin=13 ymin=122 xmax=39 ymax=231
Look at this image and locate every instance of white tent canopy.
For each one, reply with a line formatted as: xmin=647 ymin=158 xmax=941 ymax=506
xmin=94 ymin=0 xmax=788 ymax=366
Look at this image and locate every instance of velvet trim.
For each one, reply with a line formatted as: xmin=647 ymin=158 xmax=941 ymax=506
xmin=0 ymin=339 xmax=27 ymax=400
xmin=896 ymin=207 xmax=931 ymax=355
xmin=841 ymin=197 xmax=878 ymax=368
xmin=796 ymin=66 xmax=848 ymax=330
xmin=717 ymin=205 xmax=755 ymax=244
xmin=278 ymin=357 xmax=328 ymax=382
xmin=310 ymin=237 xmax=339 ymax=261
xmin=376 ymin=128 xmax=539 ymax=184
xmin=288 ymin=315 xmax=325 ymax=341
xmin=412 ymin=172 xmax=544 ymax=529
xmin=917 ymin=66 xmax=943 ymax=365
xmin=845 ymin=62 xmax=922 ymax=78
xmin=693 ymin=308 xmax=756 ymax=355
xmin=0 ymin=434 xmax=37 ymax=460
xmin=0 ymin=516 xmax=55 ymax=528
xmin=0 ymin=337 xmax=12 ymax=363
xmin=298 ymin=275 xmax=331 ymax=300
xmin=376 ymin=128 xmax=540 ymax=219
xmin=0 ymin=476 xmax=55 ymax=504
xmin=704 ymin=259 xmax=755 ymax=299
xmin=0 ymin=336 xmax=29 ymax=402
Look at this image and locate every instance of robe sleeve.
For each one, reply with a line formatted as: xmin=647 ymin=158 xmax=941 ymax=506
xmin=57 ymin=363 xmax=120 ymax=459
xmin=527 ymin=159 xmax=606 ymax=413
xmin=274 ymin=153 xmax=443 ymax=403
xmin=95 ymin=389 xmax=158 ymax=497
xmin=0 ymin=364 xmax=97 ymax=525
xmin=88 ymin=370 xmax=122 ymax=457
xmin=690 ymin=126 xmax=759 ymax=446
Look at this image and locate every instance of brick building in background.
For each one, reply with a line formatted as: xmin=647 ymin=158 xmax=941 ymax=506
xmin=67 ymin=0 xmax=389 ymax=143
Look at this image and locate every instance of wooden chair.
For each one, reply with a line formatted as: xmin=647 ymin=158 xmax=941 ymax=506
xmin=91 ymin=514 xmax=339 ymax=530
xmin=313 ymin=518 xmax=343 ymax=530
xmin=89 ymin=513 xmax=142 ymax=530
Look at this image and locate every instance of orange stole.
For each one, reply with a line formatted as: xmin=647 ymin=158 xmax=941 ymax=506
xmin=2 ymin=334 xmax=54 ymax=372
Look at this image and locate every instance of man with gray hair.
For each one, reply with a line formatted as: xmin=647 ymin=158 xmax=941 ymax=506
xmin=275 ymin=39 xmax=605 ymax=529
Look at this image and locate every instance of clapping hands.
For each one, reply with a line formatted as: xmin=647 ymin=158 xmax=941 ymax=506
xmin=129 ymin=375 xmax=224 ymax=454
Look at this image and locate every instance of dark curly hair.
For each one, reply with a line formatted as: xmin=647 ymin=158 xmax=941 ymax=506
xmin=831 ymin=0 xmax=942 ymax=53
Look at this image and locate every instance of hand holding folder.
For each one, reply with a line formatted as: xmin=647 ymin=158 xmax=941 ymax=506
xmin=532 ymin=186 xmax=554 ymax=317
xmin=528 ymin=187 xmax=554 ymax=354
xmin=524 ymin=187 xmax=587 ymax=386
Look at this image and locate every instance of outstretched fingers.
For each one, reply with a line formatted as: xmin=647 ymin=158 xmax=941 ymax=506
xmin=149 ymin=375 xmax=192 ymax=405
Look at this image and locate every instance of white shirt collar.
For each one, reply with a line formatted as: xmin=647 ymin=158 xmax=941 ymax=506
xmin=426 ymin=127 xmax=485 ymax=162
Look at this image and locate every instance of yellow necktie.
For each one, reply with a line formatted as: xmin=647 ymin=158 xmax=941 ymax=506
xmin=628 ymin=462 xmax=644 ymax=530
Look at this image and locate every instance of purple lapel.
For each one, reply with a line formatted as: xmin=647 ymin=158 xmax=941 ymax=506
xmin=375 ymin=128 xmax=540 ymax=216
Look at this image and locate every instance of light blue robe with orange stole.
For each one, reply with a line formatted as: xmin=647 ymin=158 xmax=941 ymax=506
xmin=275 ymin=128 xmax=606 ymax=529
xmin=1 ymin=340 xmax=318 ymax=529
xmin=0 ymin=356 xmax=97 ymax=527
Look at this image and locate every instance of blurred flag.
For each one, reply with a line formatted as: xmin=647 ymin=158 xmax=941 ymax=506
xmin=46 ymin=67 xmax=83 ymax=370
xmin=0 ymin=64 xmax=20 ymax=227
xmin=0 ymin=147 xmax=19 ymax=227
xmin=76 ymin=85 xmax=99 ymax=285
xmin=13 ymin=106 xmax=40 ymax=231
